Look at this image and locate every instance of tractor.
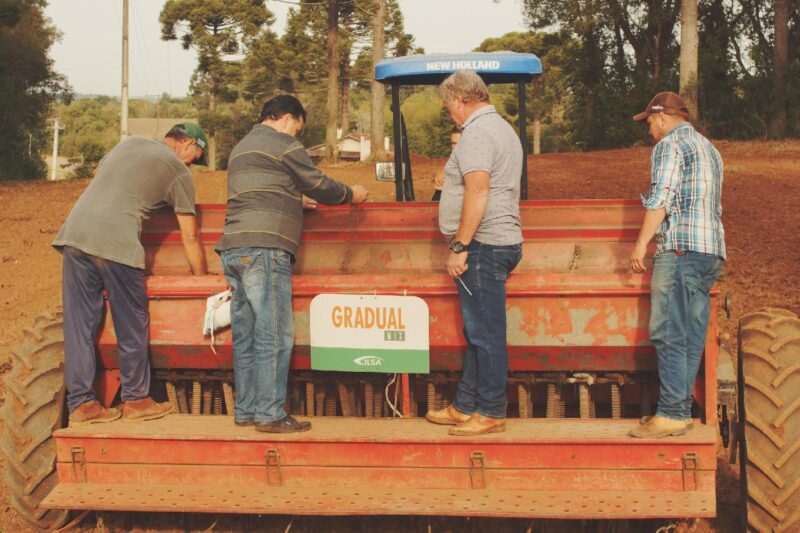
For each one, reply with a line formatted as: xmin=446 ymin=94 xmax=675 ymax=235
xmin=2 ymin=52 xmax=797 ymax=532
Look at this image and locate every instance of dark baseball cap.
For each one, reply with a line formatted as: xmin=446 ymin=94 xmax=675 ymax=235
xmin=172 ymin=122 xmax=208 ymax=166
xmin=633 ymin=92 xmax=690 ymax=121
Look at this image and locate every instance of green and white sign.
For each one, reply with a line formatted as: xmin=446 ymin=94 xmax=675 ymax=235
xmin=310 ymin=294 xmax=429 ymax=373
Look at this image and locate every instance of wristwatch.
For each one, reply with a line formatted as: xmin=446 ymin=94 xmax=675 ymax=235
xmin=450 ymin=240 xmax=469 ymax=253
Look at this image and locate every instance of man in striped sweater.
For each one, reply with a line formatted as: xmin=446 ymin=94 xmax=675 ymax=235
xmin=216 ymin=95 xmax=368 ymax=433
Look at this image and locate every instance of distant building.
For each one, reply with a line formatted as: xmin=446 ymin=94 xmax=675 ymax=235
xmin=128 ymin=118 xmax=197 ymax=139
xmin=307 ymin=134 xmax=391 ymax=162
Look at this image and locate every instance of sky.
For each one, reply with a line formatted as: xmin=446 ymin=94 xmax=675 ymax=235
xmin=44 ymin=0 xmax=528 ymax=98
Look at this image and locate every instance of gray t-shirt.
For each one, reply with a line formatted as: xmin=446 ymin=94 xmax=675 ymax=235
xmin=438 ymin=105 xmax=523 ymax=245
xmin=53 ymin=136 xmax=196 ymax=269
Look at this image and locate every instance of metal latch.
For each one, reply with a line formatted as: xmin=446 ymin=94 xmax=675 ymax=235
xmin=682 ymin=452 xmax=698 ymax=491
xmin=71 ymin=446 xmax=86 ymax=483
xmin=469 ymin=451 xmax=486 ymax=489
xmin=265 ymin=449 xmax=282 ymax=486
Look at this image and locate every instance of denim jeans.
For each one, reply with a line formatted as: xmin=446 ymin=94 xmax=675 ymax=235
xmin=61 ymin=246 xmax=150 ymax=412
xmin=452 ymin=241 xmax=523 ymax=418
xmin=649 ymin=251 xmax=724 ymax=420
xmin=221 ymin=247 xmax=294 ymax=424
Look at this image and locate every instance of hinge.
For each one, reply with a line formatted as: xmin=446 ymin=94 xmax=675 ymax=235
xmin=71 ymin=446 xmax=86 ymax=483
xmin=469 ymin=451 xmax=486 ymax=489
xmin=682 ymin=452 xmax=698 ymax=491
xmin=265 ymin=448 xmax=282 ymax=486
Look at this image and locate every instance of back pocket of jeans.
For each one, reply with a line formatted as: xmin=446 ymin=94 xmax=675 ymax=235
xmin=492 ymin=248 xmax=522 ymax=281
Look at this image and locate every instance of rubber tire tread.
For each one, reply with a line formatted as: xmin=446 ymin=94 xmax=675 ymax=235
xmin=1 ymin=312 xmax=69 ymax=531
xmin=739 ymin=307 xmax=800 ymax=532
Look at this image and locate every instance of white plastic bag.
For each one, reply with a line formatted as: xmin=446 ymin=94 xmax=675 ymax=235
xmin=203 ymin=289 xmax=232 ymax=353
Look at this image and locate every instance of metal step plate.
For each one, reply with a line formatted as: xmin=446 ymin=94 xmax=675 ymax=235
xmin=43 ymin=484 xmax=715 ymax=519
xmin=46 ymin=416 xmax=717 ymax=517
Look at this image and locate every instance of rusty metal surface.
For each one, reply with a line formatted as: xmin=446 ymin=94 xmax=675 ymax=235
xmin=91 ymin=200 xmax=721 ymax=423
xmin=42 ymin=483 xmax=715 ymax=518
xmin=96 ymin=274 xmax=660 ymax=372
xmin=49 ymin=417 xmax=717 ymax=494
xmin=53 ymin=415 xmax=714 ymax=444
xmin=142 ymin=201 xmax=648 ymax=276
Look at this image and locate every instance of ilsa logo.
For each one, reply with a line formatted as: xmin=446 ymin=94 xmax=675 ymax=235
xmin=353 ymin=355 xmax=383 ymax=368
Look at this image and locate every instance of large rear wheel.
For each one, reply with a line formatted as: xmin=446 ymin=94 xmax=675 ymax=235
xmin=739 ymin=307 xmax=800 ymax=532
xmin=1 ymin=312 xmax=69 ymax=531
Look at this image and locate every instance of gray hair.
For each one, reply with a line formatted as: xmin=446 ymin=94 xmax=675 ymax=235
xmin=438 ymin=70 xmax=490 ymax=105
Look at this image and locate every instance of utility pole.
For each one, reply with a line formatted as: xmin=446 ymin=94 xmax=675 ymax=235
xmin=120 ymin=0 xmax=129 ymax=140
xmin=50 ymin=117 xmax=61 ymax=181
xmin=679 ymin=0 xmax=699 ymax=119
xmin=369 ymin=0 xmax=386 ymax=161
xmin=325 ymin=0 xmax=339 ymax=162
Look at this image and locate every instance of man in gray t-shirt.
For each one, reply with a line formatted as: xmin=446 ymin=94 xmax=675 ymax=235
xmin=425 ymin=70 xmax=523 ymax=436
xmin=53 ymin=123 xmax=208 ymax=427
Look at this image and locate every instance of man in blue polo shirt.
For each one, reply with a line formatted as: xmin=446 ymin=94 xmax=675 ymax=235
xmin=628 ymin=92 xmax=726 ymax=438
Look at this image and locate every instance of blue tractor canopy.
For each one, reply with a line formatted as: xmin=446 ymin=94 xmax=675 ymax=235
xmin=374 ymin=52 xmax=543 ymax=201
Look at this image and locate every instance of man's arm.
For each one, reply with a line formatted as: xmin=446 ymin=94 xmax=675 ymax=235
xmin=447 ymin=170 xmax=490 ymax=278
xmin=176 ymin=213 xmax=207 ymax=275
xmin=282 ymin=143 xmax=367 ymax=205
xmin=631 ymin=141 xmax=681 ymax=273
xmin=630 ymin=208 xmax=666 ymax=273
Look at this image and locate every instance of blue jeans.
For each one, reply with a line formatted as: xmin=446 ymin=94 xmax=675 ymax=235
xmin=62 ymin=246 xmax=150 ymax=412
xmin=649 ymin=251 xmax=723 ymax=420
xmin=221 ymin=247 xmax=294 ymax=424
xmin=452 ymin=241 xmax=522 ymax=419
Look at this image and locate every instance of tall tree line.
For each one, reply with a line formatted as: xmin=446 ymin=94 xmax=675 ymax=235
xmin=520 ymin=0 xmax=799 ymax=149
xmin=0 ymin=0 xmax=71 ymax=180
xmin=160 ymin=0 xmax=415 ymax=168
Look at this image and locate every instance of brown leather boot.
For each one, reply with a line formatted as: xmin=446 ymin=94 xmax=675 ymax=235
xmin=629 ymin=415 xmax=691 ymax=438
xmin=448 ymin=413 xmax=506 ymax=436
xmin=425 ymin=405 xmax=471 ymax=425
xmin=121 ymin=397 xmax=173 ymax=423
xmin=69 ymin=400 xmax=121 ymax=427
xmin=639 ymin=415 xmax=693 ymax=429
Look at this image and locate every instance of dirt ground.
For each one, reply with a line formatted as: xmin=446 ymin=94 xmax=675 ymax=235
xmin=0 ymin=140 xmax=798 ymax=531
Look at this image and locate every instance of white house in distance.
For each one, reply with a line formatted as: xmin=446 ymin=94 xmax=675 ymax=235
xmin=307 ymin=133 xmax=391 ymax=161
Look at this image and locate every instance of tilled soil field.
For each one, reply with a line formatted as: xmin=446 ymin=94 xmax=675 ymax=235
xmin=0 ymin=140 xmax=798 ymax=532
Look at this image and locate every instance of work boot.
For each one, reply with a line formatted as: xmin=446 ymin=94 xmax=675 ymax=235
xmin=448 ymin=413 xmax=506 ymax=436
xmin=425 ymin=405 xmax=471 ymax=425
xmin=234 ymin=419 xmax=254 ymax=427
xmin=255 ymin=415 xmax=311 ymax=433
xmin=639 ymin=415 xmax=693 ymax=429
xmin=121 ymin=397 xmax=173 ymax=423
xmin=629 ymin=415 xmax=691 ymax=438
xmin=69 ymin=400 xmax=121 ymax=427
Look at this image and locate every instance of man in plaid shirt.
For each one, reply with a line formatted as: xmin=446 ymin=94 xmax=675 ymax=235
xmin=628 ymin=92 xmax=726 ymax=438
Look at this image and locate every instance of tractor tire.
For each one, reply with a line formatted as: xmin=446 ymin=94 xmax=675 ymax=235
xmin=739 ymin=307 xmax=800 ymax=532
xmin=1 ymin=312 xmax=69 ymax=531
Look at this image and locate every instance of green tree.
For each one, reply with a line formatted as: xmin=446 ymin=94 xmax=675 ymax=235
xmin=0 ymin=0 xmax=71 ymax=180
xmin=160 ymin=0 xmax=273 ymax=169
xmin=57 ymin=97 xmax=118 ymax=168
xmin=247 ymin=0 xmax=416 ymax=158
xmin=477 ymin=31 xmax=578 ymax=152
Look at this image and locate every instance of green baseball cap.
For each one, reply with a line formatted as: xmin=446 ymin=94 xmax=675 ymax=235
xmin=173 ymin=122 xmax=208 ymax=166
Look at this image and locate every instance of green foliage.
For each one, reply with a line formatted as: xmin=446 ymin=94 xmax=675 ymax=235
xmin=53 ymin=94 xmax=199 ymax=177
xmin=477 ymin=31 xmax=580 ymax=151
xmin=0 ymin=0 xmax=72 ymax=180
xmin=239 ymin=0 xmax=418 ymax=156
xmin=399 ymin=88 xmax=453 ymax=157
xmin=160 ymin=0 xmax=273 ymax=167
xmin=57 ymin=98 xmax=118 ymax=164
xmin=519 ymin=0 xmax=800 ymax=146
xmin=129 ymin=93 xmax=197 ymax=119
